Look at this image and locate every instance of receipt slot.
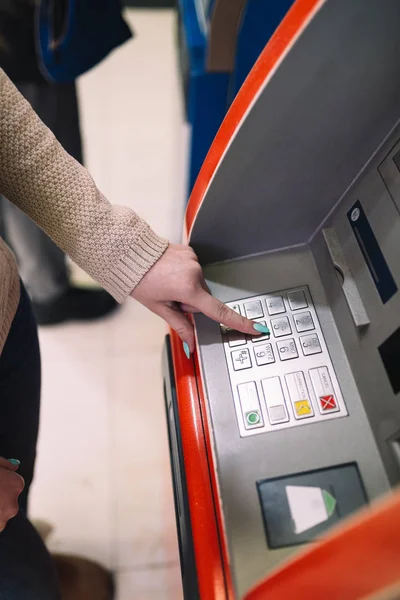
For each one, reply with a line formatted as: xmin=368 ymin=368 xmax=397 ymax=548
xmin=163 ymin=0 xmax=400 ymax=598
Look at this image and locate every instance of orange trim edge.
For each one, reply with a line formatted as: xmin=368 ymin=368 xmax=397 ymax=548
xmin=170 ymin=330 xmax=230 ymax=599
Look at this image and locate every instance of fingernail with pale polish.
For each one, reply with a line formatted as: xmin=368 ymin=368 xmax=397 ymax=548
xmin=253 ymin=323 xmax=270 ymax=335
xmin=8 ymin=459 xmax=20 ymax=466
xmin=183 ymin=342 xmax=191 ymax=359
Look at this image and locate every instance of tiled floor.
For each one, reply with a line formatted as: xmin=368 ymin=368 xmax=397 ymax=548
xmin=30 ymin=9 xmax=187 ymax=599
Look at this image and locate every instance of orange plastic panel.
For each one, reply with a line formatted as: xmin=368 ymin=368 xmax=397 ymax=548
xmin=244 ymin=489 xmax=400 ymax=600
xmin=170 ymin=330 xmax=230 ymax=599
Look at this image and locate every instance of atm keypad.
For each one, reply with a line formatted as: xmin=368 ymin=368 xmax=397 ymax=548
xmin=221 ymin=286 xmax=347 ymax=437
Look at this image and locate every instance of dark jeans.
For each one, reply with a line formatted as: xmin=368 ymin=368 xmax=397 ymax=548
xmin=0 ymin=283 xmax=60 ymax=599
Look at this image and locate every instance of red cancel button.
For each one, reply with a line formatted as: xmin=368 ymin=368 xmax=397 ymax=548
xmin=319 ymin=395 xmax=337 ymax=411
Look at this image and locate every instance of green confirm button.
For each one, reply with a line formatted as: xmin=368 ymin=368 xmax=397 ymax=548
xmin=246 ymin=411 xmax=261 ymax=426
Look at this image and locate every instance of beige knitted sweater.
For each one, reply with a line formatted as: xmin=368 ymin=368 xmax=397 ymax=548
xmin=0 ymin=69 xmax=168 ymax=354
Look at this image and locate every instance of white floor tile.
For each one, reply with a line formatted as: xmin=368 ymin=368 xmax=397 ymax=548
xmin=30 ymin=350 xmax=113 ymax=567
xmin=37 ymin=316 xmax=109 ymax=358
xmin=104 ymin=297 xmax=167 ymax=358
xmin=78 ymin=9 xmax=187 ymax=243
xmin=108 ymin=354 xmax=179 ymax=569
xmin=117 ymin=565 xmax=183 ymax=600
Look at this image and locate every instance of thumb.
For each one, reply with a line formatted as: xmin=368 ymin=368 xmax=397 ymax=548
xmin=157 ymin=303 xmax=195 ymax=352
xmin=0 ymin=458 xmax=20 ymax=472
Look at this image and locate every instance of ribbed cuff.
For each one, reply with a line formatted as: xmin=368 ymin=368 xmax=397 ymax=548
xmin=104 ymin=224 xmax=169 ymax=303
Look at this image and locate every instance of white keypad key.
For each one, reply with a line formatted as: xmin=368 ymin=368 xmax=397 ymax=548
xmin=261 ymin=377 xmax=289 ymax=424
xmin=287 ymin=290 xmax=308 ymax=310
xmin=271 ymin=316 xmax=292 ymax=337
xmin=227 ymin=329 xmax=247 ymax=347
xmin=231 ymin=304 xmax=241 ymax=315
xmin=237 ymin=382 xmax=264 ymax=429
xmin=277 ymin=338 xmax=298 ymax=361
xmin=310 ymin=367 xmax=339 ymax=414
xmin=293 ymin=311 xmax=315 ymax=333
xmin=265 ymin=295 xmax=286 ymax=315
xmin=251 ymin=321 xmax=270 ymax=342
xmin=244 ymin=300 xmax=264 ymax=319
xmin=231 ymin=348 xmax=252 ymax=370
xmin=254 ymin=344 xmax=275 ymax=366
xmin=300 ymin=333 xmax=322 ymax=356
xmin=285 ymin=371 xmax=314 ymax=419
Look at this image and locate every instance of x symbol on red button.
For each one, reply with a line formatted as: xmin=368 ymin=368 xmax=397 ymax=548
xmin=320 ymin=395 xmax=336 ymax=410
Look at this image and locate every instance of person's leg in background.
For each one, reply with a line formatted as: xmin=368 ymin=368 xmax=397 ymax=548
xmin=0 ymin=284 xmax=40 ymax=515
xmin=0 ymin=282 xmax=61 ymax=599
xmin=0 ymin=284 xmax=114 ymax=600
xmin=0 ymin=514 xmax=61 ymax=600
xmin=1 ymin=82 xmax=117 ymax=325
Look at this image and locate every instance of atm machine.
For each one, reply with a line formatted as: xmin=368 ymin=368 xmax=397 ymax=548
xmin=163 ymin=0 xmax=400 ymax=598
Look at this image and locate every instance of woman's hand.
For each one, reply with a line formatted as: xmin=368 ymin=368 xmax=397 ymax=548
xmin=0 ymin=458 xmax=24 ymax=532
xmin=131 ymin=244 xmax=268 ymax=353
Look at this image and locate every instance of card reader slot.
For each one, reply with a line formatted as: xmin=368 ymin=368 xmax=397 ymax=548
xmin=323 ymin=228 xmax=370 ymax=330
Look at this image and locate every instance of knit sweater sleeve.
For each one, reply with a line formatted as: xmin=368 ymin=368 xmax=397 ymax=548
xmin=0 ymin=69 xmax=168 ymax=302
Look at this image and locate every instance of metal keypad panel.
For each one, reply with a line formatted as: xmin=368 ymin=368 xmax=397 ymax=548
xmin=221 ymin=287 xmax=348 ymax=437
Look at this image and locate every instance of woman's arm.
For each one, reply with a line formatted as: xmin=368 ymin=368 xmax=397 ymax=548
xmin=0 ymin=68 xmax=168 ymax=302
xmin=0 ymin=68 xmax=261 ymax=349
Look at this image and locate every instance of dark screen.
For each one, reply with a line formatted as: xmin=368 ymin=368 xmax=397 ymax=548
xmin=379 ymin=327 xmax=400 ymax=395
xmin=393 ymin=148 xmax=400 ymax=172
